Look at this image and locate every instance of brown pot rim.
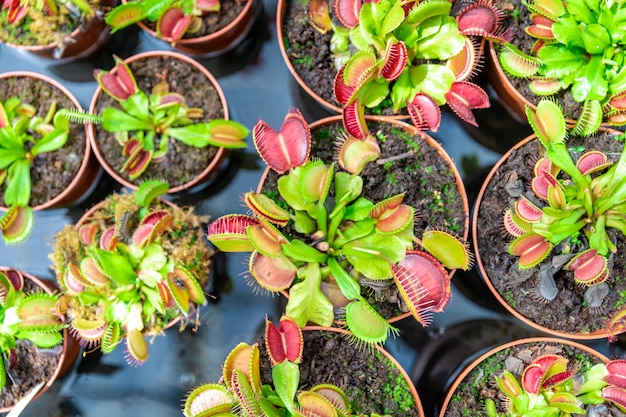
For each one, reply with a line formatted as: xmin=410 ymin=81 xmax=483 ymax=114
xmin=260 ymin=115 xmax=469 ymax=325
xmin=0 ymin=71 xmax=96 ymax=212
xmin=275 ymin=0 xmax=410 ymax=121
xmin=302 ymin=325 xmax=426 ymax=417
xmin=134 ymin=0 xmax=255 ymax=55
xmin=438 ymin=336 xmax=609 ymax=417
xmin=0 ymin=267 xmax=80 ymax=414
xmin=87 ymin=50 xmax=229 ymax=194
xmin=472 ymin=127 xmax=624 ymax=340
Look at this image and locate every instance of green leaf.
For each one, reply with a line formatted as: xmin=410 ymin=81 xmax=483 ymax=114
xmin=390 ymin=70 xmax=413 ymax=111
xmin=360 ymin=79 xmax=390 ymax=109
xmin=278 ymin=172 xmax=315 ymax=213
xmin=572 ymin=56 xmax=608 ymax=102
xmin=138 ymin=244 xmax=168 ymax=277
xmin=272 ymin=361 xmax=300 ymax=414
xmin=18 ymin=331 xmax=63 ymax=348
xmin=538 ymin=45 xmax=585 ymax=80
xmin=134 ymin=179 xmax=169 ymax=206
xmin=0 ymin=148 xmax=26 ymax=169
xmin=30 ymin=129 xmax=68 ymax=156
xmin=333 ymin=171 xmax=363 ymax=208
xmin=551 ymin=15 xmax=584 ymax=49
xmin=342 ymin=233 xmax=405 ymax=262
xmin=0 ymin=127 xmax=24 ymax=150
xmin=413 ymin=16 xmax=464 ymax=60
xmin=582 ymin=23 xmax=610 ymax=54
xmin=121 ymin=92 xmax=151 ymax=121
xmin=102 ymin=107 xmax=154 ymax=133
xmin=167 ymin=123 xmax=211 ymax=147
xmin=408 ymin=64 xmax=455 ymax=105
xmin=378 ymin=1 xmax=404 ymax=35
xmin=565 ymin=0 xmax=595 ymax=24
xmin=281 ymin=240 xmax=327 ymax=263
xmin=5 ymin=159 xmax=31 ymax=207
xmin=285 ymin=262 xmax=334 ymax=327
xmin=343 ymin=197 xmax=374 ymax=221
xmin=327 ymin=257 xmax=361 ymax=300
xmin=93 ymin=248 xmax=138 ymax=285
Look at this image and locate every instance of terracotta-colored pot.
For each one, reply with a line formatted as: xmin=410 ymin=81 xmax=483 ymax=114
xmin=0 ymin=71 xmax=101 ymax=212
xmin=302 ymin=325 xmax=426 ymax=417
xmin=438 ymin=337 xmax=610 ymax=417
xmin=472 ymin=128 xmax=626 ymax=339
xmin=134 ymin=0 xmax=257 ymax=57
xmin=88 ymin=50 xmax=230 ymax=194
xmin=1 ymin=0 xmax=113 ymax=60
xmin=276 ymin=0 xmax=410 ymax=122
xmin=0 ymin=267 xmax=80 ymax=414
xmin=258 ymin=115 xmax=469 ymax=326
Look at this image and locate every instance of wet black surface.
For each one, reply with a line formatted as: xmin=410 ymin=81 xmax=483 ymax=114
xmin=1 ymin=2 xmax=624 ymax=416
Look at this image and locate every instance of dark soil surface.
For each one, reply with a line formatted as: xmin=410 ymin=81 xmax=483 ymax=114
xmin=281 ymin=0 xmax=402 ymax=116
xmin=92 ymin=55 xmax=224 ymax=188
xmin=443 ymin=340 xmax=626 ymax=417
xmin=0 ymin=279 xmax=63 ymax=410
xmin=144 ymin=0 xmax=247 ymax=39
xmin=475 ymin=132 xmax=626 ymax=335
xmin=259 ymin=329 xmax=422 ymax=416
xmin=262 ymin=120 xmax=467 ymax=320
xmin=0 ymin=76 xmax=87 ymax=208
xmin=491 ymin=0 xmax=583 ymax=119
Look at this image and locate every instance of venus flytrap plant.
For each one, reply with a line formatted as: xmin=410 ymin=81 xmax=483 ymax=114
xmin=0 ymin=96 xmax=76 ymax=244
xmin=504 ymin=99 xmax=626 ymax=331
xmin=1 ymin=0 xmax=99 ymax=56
xmin=66 ymin=56 xmax=248 ymax=181
xmin=485 ymin=354 xmax=626 ymax=417
xmin=104 ymin=0 xmax=226 ymax=43
xmin=50 ymin=180 xmax=211 ymax=366
xmin=497 ymin=0 xmax=626 ymax=136
xmin=183 ymin=316 xmax=391 ymax=417
xmin=207 ymin=108 xmax=471 ymax=346
xmin=0 ymin=269 xmax=65 ymax=391
xmin=309 ymin=0 xmax=510 ymax=138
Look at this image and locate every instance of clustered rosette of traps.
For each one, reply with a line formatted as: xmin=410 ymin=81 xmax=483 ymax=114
xmin=496 ymin=0 xmax=626 ymax=136
xmin=306 ymin=0 xmax=511 ymax=137
xmin=49 ymin=180 xmax=212 ymax=366
xmin=183 ymin=315 xmax=397 ymax=417
xmin=486 ymin=352 xmax=626 ymax=416
xmin=206 ymin=108 xmax=471 ymax=346
xmin=504 ymin=99 xmax=626 ymax=335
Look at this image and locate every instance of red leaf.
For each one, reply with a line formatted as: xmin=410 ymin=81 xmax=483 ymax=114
xmin=157 ymin=7 xmax=193 ymax=42
xmin=379 ymin=41 xmax=407 ymax=81
xmin=334 ymin=0 xmax=361 ymax=28
xmin=445 ymin=81 xmax=490 ymax=127
xmin=342 ymin=101 xmax=368 ymax=139
xmin=407 ymin=93 xmax=441 ymax=132
xmin=252 ymin=108 xmax=311 ymax=174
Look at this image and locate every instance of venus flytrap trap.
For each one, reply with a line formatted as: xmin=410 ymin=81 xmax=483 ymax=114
xmin=485 ymin=354 xmax=626 ymax=416
xmin=104 ymin=0 xmax=226 ymax=43
xmin=497 ymin=0 xmax=626 ymax=136
xmin=183 ymin=316 xmax=391 ymax=417
xmin=308 ymin=0 xmax=510 ymax=137
xmin=50 ymin=180 xmax=211 ymax=366
xmin=0 ymin=269 xmax=65 ymax=390
xmin=0 ymin=96 xmax=76 ymax=244
xmin=207 ymin=108 xmax=471 ymax=346
xmin=65 ymin=56 xmax=249 ymax=181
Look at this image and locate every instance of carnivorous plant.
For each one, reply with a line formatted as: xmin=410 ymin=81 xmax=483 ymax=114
xmin=183 ymin=315 xmax=395 ymax=417
xmin=308 ymin=0 xmax=510 ymax=137
xmin=0 ymin=269 xmax=65 ymax=390
xmin=65 ymin=55 xmax=248 ymax=181
xmin=486 ymin=353 xmax=626 ymax=416
xmin=207 ymin=108 xmax=471 ymax=345
xmin=0 ymin=96 xmax=75 ymax=244
xmin=50 ymin=180 xmax=212 ymax=366
xmin=1 ymin=0 xmax=100 ymax=56
xmin=497 ymin=0 xmax=626 ymax=136
xmin=504 ymin=99 xmax=626 ymax=332
xmin=104 ymin=0 xmax=225 ymax=43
